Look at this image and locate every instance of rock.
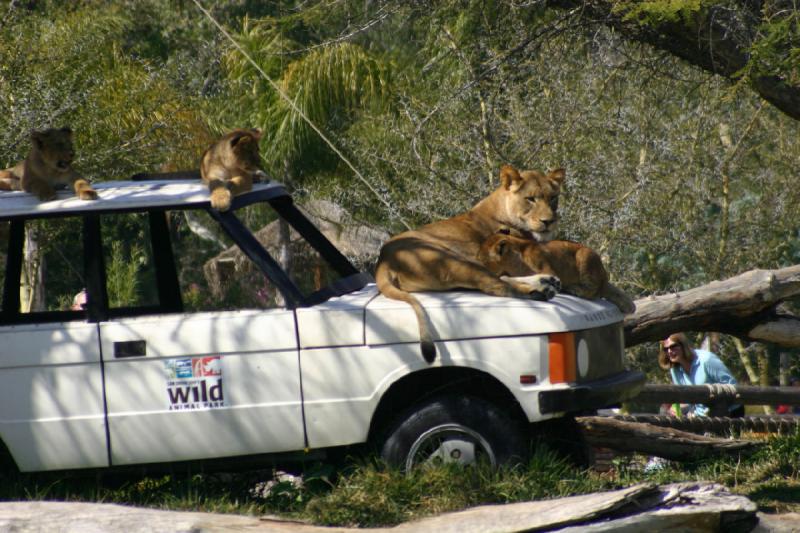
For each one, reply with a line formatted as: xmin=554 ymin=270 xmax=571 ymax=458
xmin=398 ymin=482 xmax=759 ymax=533
xmin=0 ymin=482 xmax=766 ymax=533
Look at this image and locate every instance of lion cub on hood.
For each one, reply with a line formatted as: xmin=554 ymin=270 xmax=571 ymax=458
xmin=201 ymin=128 xmax=266 ymax=211
xmin=478 ymin=232 xmax=636 ymax=314
xmin=0 ymin=127 xmax=97 ymax=201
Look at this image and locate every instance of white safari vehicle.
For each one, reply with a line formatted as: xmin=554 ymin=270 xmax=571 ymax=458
xmin=0 ymin=180 xmax=643 ymax=473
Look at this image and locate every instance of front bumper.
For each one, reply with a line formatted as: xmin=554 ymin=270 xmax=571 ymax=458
xmin=538 ymin=370 xmax=646 ymax=415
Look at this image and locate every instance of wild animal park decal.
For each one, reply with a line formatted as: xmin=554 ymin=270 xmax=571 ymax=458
xmin=164 ymin=356 xmax=225 ymax=411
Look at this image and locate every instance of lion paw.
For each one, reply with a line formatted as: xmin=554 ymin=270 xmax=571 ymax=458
xmin=79 ymin=189 xmax=98 ymax=201
xmin=210 ymin=188 xmax=232 ymax=211
xmin=507 ymin=274 xmax=561 ymax=300
xmin=252 ymin=170 xmax=268 ymax=183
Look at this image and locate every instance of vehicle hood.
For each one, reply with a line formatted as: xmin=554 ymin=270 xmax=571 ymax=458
xmin=295 ymin=283 xmax=623 ymax=349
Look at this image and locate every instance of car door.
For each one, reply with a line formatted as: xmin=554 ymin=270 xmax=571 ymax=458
xmin=93 ymin=209 xmax=305 ymax=466
xmin=0 ymin=217 xmax=108 ymax=472
xmin=0 ymin=320 xmax=108 ymax=472
xmin=98 ymin=309 xmax=304 ymax=466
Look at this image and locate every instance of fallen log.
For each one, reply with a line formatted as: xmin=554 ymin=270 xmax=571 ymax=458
xmin=624 ymin=265 xmax=800 ymax=347
xmin=575 ymin=416 xmax=759 ymax=461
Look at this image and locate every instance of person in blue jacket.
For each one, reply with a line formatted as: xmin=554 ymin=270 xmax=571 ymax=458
xmin=658 ymin=333 xmax=744 ymax=417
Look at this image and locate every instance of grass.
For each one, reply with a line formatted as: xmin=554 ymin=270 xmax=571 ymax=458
xmin=1 ymin=432 xmax=799 ymax=527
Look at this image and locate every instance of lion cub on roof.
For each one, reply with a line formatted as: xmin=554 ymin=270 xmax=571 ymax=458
xmin=478 ymin=232 xmax=636 ymax=314
xmin=201 ymin=128 xmax=266 ymax=212
xmin=0 ymin=127 xmax=97 ymax=201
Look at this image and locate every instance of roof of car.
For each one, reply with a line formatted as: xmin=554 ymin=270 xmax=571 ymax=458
xmin=0 ymin=180 xmax=289 ymax=220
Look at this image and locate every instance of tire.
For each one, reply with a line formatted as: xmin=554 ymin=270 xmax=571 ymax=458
xmin=379 ymin=395 xmax=528 ymax=471
xmin=532 ymin=415 xmax=592 ymax=468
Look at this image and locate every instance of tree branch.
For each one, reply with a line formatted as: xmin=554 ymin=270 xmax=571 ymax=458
xmin=546 ymin=1 xmax=800 ymax=121
xmin=625 ymin=265 xmax=800 ymax=346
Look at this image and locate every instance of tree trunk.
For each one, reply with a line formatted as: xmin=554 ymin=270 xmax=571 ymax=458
xmin=546 ymin=1 xmax=800 ymax=122
xmin=780 ymin=352 xmax=791 ymax=386
xmin=20 ymin=226 xmax=45 ymax=313
xmin=278 ymin=219 xmax=291 ymax=274
xmin=279 ymin=159 xmax=293 ymax=273
xmin=732 ymin=337 xmax=759 ymax=385
xmin=275 ymin=159 xmax=293 ymax=307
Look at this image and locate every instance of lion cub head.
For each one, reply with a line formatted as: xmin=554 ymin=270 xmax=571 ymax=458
xmin=207 ymin=128 xmax=264 ymax=177
xmin=498 ymin=165 xmax=564 ymax=242
xmin=31 ymin=127 xmax=75 ymax=173
xmin=478 ymin=233 xmax=542 ymax=278
xmin=201 ymin=128 xmax=267 ymax=211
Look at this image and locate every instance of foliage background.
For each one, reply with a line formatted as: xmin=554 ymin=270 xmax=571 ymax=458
xmin=1 ymin=0 xmax=799 ymax=381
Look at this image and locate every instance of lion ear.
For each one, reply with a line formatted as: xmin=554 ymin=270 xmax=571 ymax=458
xmin=547 ymin=168 xmax=565 ymax=185
xmin=249 ymin=128 xmax=262 ymax=140
xmin=499 ymin=164 xmax=523 ymax=191
xmin=230 ymin=131 xmax=253 ymax=147
xmin=30 ymin=131 xmax=45 ymax=149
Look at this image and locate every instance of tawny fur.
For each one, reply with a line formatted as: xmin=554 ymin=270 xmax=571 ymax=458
xmin=375 ymin=165 xmax=565 ymax=362
xmin=200 ymin=128 xmax=266 ymax=212
xmin=0 ymin=170 xmax=20 ymax=192
xmin=477 ymin=233 xmax=636 ymax=314
xmin=0 ymin=127 xmax=96 ymax=201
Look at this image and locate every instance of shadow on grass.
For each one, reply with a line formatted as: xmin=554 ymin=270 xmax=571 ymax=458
xmin=747 ymin=481 xmax=800 ymax=513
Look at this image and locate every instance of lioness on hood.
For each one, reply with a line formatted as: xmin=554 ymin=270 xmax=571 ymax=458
xmin=375 ymin=165 xmax=565 ymax=362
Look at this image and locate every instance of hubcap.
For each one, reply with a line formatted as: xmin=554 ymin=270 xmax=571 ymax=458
xmin=405 ymin=423 xmax=496 ymax=470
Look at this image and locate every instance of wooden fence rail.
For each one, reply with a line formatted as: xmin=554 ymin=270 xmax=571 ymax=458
xmin=635 ymin=383 xmax=800 ymax=407
xmin=610 ymin=413 xmax=800 ymax=435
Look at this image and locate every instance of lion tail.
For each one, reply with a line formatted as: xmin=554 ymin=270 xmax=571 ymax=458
xmin=601 ymin=283 xmax=636 ymax=315
xmin=375 ymin=261 xmax=437 ymax=363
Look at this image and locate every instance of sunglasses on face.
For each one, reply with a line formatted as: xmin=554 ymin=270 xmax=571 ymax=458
xmin=664 ymin=344 xmax=682 ymax=352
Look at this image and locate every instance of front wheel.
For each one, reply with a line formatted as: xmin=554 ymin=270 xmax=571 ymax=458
xmin=379 ymin=395 xmax=528 ymax=471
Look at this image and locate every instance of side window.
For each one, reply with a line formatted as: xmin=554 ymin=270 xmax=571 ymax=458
xmin=169 ymin=206 xmax=284 ymax=312
xmin=5 ymin=217 xmax=87 ymax=318
xmin=252 ymin=216 xmax=339 ymax=297
xmin=97 ymin=206 xmax=310 ymax=316
xmin=170 ymin=201 xmax=357 ymax=312
xmin=100 ymin=213 xmax=159 ymax=310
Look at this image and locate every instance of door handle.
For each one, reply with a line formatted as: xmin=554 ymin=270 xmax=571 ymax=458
xmin=114 ymin=340 xmax=146 ymax=358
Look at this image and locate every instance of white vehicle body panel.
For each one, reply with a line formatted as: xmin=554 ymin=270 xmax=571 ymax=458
xmin=364 ymin=288 xmax=622 ymax=345
xmin=99 ymin=310 xmax=304 ymax=465
xmin=0 ymin=322 xmax=107 ymax=471
xmin=300 ymin=335 xmax=555 ymax=449
xmin=295 ymin=287 xmax=374 ymax=348
xmin=297 ymin=285 xmax=621 ymax=449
